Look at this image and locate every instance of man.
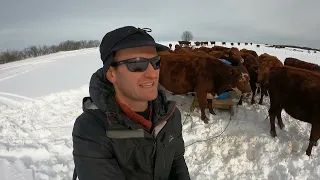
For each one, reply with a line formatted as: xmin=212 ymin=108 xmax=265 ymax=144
xmin=72 ymin=26 xmax=190 ymax=180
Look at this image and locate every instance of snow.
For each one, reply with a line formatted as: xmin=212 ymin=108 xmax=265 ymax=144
xmin=0 ymin=42 xmax=319 ymax=180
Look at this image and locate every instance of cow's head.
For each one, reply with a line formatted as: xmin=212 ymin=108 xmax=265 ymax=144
xmin=228 ymin=49 xmax=245 ymax=65
xmin=217 ymin=66 xmax=251 ymax=94
xmin=232 ymin=65 xmax=251 ymax=93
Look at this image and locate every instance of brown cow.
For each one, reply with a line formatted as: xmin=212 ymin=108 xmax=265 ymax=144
xmin=268 ymin=66 xmax=320 ymax=156
xmin=198 ymin=46 xmax=213 ymax=53
xmin=241 ymin=52 xmax=251 ymax=60
xmin=174 ymin=44 xmax=181 ymax=50
xmin=240 ymin=49 xmax=258 ymax=58
xmin=212 ymin=46 xmax=230 ymax=52
xmin=208 ymin=51 xmax=229 ymax=60
xmin=284 ymin=57 xmax=320 ymax=72
xmin=256 ymin=54 xmax=283 ymax=104
xmin=174 ymin=46 xmax=192 ymax=54
xmin=196 ymin=47 xmax=242 ymax=66
xmin=159 ymin=53 xmax=251 ymax=123
xmin=227 ymin=47 xmax=245 ymax=66
xmin=238 ymin=54 xmax=259 ymax=105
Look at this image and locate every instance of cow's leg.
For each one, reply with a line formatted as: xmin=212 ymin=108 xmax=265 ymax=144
xmin=196 ymin=92 xmax=209 ymax=123
xmin=206 ymin=93 xmax=215 ymax=115
xmin=268 ymin=89 xmax=280 ymax=137
xmin=259 ymin=85 xmax=265 ymax=105
xmin=257 ymin=87 xmax=261 ymax=94
xmin=237 ymin=95 xmax=243 ymax=106
xmin=207 ymin=99 xmax=215 ymax=115
xmin=276 ymin=109 xmax=285 ymax=129
xmin=306 ymin=124 xmax=320 ymax=156
xmin=189 ymin=97 xmax=197 ymax=112
xmin=251 ymin=84 xmax=257 ymax=104
xmin=268 ymin=109 xmax=277 ymax=137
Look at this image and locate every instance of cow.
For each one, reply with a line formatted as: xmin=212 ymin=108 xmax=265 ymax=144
xmin=174 ymin=47 xmax=192 ymax=54
xmin=169 ymin=43 xmax=172 ymax=49
xmin=195 ymin=41 xmax=201 ymax=46
xmin=178 ymin=41 xmax=191 ymax=47
xmin=268 ymin=66 xmax=320 ymax=156
xmin=196 ymin=47 xmax=243 ymax=66
xmin=237 ymin=54 xmax=259 ymax=105
xmin=238 ymin=42 xmax=241 ymax=45
xmin=227 ymin=47 xmax=245 ymax=66
xmin=174 ymin=44 xmax=181 ymax=50
xmin=208 ymin=51 xmax=229 ymax=60
xmin=256 ymin=53 xmax=283 ymax=104
xmin=211 ymin=41 xmax=216 ymax=45
xmin=258 ymin=53 xmax=271 ymax=63
xmin=198 ymin=46 xmax=213 ymax=53
xmin=284 ymin=57 xmax=320 ymax=72
xmin=222 ymin=42 xmax=226 ymax=45
xmin=212 ymin=46 xmax=230 ymax=52
xmin=231 ymin=42 xmax=234 ymax=46
xmin=159 ymin=53 xmax=251 ymax=123
xmin=240 ymin=49 xmax=258 ymax=58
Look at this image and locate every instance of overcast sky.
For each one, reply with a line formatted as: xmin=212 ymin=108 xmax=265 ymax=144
xmin=1 ymin=0 xmax=319 ymax=51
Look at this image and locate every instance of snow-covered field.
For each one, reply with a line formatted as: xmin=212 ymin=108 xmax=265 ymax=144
xmin=0 ymin=41 xmax=319 ymax=180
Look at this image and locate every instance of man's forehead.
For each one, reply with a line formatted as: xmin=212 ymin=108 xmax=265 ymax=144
xmin=114 ymin=46 xmax=158 ymax=61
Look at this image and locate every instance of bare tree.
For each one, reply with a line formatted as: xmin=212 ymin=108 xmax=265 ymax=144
xmin=181 ymin=31 xmax=193 ymax=41
xmin=0 ymin=39 xmax=102 ymax=64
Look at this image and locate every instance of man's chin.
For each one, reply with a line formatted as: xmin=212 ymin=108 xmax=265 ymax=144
xmin=144 ymin=91 xmax=158 ymax=101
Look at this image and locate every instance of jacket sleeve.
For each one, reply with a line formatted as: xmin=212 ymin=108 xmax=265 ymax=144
xmin=169 ymin=109 xmax=191 ymax=180
xmin=72 ymin=112 xmax=125 ymax=180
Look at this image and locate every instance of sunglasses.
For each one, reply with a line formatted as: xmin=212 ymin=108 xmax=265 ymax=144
xmin=110 ymin=56 xmax=161 ymax=72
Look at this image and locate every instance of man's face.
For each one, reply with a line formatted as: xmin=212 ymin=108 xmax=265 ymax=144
xmin=107 ymin=46 xmax=160 ymax=103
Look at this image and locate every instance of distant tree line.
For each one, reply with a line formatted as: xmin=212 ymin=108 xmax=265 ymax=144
xmin=0 ymin=40 xmax=101 ymax=64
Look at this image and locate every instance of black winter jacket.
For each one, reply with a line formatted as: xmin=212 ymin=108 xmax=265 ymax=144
xmin=72 ymin=68 xmax=191 ymax=180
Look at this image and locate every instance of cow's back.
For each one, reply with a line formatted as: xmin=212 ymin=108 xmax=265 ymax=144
xmin=284 ymin=57 xmax=320 ymax=72
xmin=159 ymin=54 xmax=207 ymax=93
xmin=269 ymin=66 xmax=320 ymax=123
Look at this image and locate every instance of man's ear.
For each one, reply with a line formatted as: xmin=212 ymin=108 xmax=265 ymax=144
xmin=106 ymin=68 xmax=116 ymax=83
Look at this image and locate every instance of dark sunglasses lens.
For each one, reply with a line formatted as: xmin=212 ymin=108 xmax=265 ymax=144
xmin=151 ymin=58 xmax=161 ymax=70
xmin=126 ymin=57 xmax=161 ymax=72
xmin=127 ymin=61 xmax=149 ymax=72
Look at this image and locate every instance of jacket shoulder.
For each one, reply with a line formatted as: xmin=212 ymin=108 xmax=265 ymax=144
xmin=72 ymin=110 xmax=108 ymax=139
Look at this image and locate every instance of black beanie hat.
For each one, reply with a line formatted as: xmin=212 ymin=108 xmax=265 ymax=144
xmin=99 ymin=26 xmax=169 ymax=70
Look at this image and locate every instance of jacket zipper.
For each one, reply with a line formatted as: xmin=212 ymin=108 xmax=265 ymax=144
xmin=151 ymin=105 xmax=176 ymax=136
xmin=150 ymin=105 xmax=176 ymax=179
xmin=150 ymin=139 xmax=156 ymax=180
